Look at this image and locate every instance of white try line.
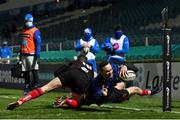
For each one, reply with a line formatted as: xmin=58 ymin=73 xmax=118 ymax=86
xmin=0 ymin=95 xmax=17 ymax=99
xmin=1 ymin=95 xmax=180 ymax=114
xmin=91 ymin=104 xmax=180 ymax=114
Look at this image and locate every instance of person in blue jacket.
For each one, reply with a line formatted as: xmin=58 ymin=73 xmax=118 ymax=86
xmin=101 ymin=24 xmax=129 ymax=65
xmin=0 ymin=41 xmax=12 ymax=64
xmin=20 ymin=13 xmax=42 ymax=95
xmin=75 ymin=27 xmax=100 ymax=77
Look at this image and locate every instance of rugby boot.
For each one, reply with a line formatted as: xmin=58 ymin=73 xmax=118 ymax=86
xmin=150 ymin=87 xmax=162 ymax=95
xmin=7 ymin=102 xmax=19 ymax=110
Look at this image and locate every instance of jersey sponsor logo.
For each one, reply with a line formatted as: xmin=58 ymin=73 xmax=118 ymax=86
xmin=81 ymin=66 xmax=89 ymax=73
xmin=20 ymin=34 xmax=30 ymax=38
xmin=82 ymin=62 xmax=92 ymax=70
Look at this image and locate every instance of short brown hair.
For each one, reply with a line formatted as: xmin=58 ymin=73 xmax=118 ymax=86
xmin=114 ymin=24 xmax=122 ymax=32
xmin=77 ymin=54 xmax=87 ymax=62
xmin=99 ymin=61 xmax=109 ymax=70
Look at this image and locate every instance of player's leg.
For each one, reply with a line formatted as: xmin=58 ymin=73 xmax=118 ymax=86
xmin=21 ymin=56 xmax=32 ymax=95
xmin=63 ymin=93 xmax=79 ymax=108
xmin=126 ymin=86 xmax=151 ymax=96
xmin=32 ymin=70 xmax=39 ymax=89
xmin=66 ymin=69 xmax=90 ymax=108
xmin=126 ymin=86 xmax=162 ymax=96
xmin=30 ymin=56 xmax=39 ymax=89
xmin=115 ymin=81 xmax=126 ymax=90
xmin=23 ymin=71 xmax=31 ymax=95
xmin=53 ymin=69 xmax=89 ymax=109
xmin=7 ymin=77 xmax=63 ymax=110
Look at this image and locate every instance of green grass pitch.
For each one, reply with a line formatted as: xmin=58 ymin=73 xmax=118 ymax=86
xmin=0 ymin=88 xmax=180 ymax=119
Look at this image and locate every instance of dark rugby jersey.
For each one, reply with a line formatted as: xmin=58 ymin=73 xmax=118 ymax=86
xmin=68 ymin=60 xmax=94 ymax=80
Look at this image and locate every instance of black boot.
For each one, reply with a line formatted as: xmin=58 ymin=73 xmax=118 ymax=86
xmin=150 ymin=86 xmax=162 ymax=95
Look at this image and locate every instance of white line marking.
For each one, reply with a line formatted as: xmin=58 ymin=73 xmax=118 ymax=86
xmin=91 ymin=104 xmax=180 ymax=114
xmin=0 ymin=95 xmax=17 ymax=99
xmin=1 ymin=95 xmax=180 ymax=114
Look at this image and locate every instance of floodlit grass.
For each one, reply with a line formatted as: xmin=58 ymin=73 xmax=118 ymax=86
xmin=0 ymin=88 xmax=180 ymax=119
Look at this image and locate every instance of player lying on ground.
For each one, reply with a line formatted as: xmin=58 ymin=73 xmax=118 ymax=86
xmin=7 ymin=55 xmax=94 ymax=110
xmin=54 ymin=61 xmax=162 ymax=108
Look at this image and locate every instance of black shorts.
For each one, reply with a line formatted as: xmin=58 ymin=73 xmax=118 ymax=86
xmin=107 ymin=88 xmax=129 ymax=103
xmin=91 ymin=88 xmax=129 ymax=106
xmin=57 ymin=69 xmax=89 ymax=94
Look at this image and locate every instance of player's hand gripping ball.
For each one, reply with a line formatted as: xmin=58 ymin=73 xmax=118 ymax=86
xmin=83 ymin=47 xmax=90 ymax=53
xmin=120 ymin=70 xmax=136 ymax=81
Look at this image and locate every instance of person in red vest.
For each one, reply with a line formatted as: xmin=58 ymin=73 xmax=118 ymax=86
xmin=20 ymin=13 xmax=42 ymax=95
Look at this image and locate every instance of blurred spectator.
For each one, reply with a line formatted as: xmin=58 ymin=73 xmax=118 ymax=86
xmin=101 ymin=24 xmax=138 ymax=87
xmin=0 ymin=41 xmax=12 ymax=64
xmin=20 ymin=13 xmax=42 ymax=95
xmin=101 ymin=24 xmax=129 ymax=66
xmin=75 ymin=27 xmax=100 ymax=78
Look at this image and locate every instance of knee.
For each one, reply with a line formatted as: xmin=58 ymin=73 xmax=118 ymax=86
xmin=41 ymin=86 xmax=49 ymax=93
xmin=132 ymin=87 xmax=140 ymax=93
xmin=115 ymin=82 xmax=126 ymax=90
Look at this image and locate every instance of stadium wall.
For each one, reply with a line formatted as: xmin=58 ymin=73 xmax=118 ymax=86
xmin=0 ymin=63 xmax=58 ymax=89
xmin=134 ymin=62 xmax=180 ymax=100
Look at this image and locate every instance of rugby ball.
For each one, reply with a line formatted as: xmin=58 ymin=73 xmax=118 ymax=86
xmin=120 ymin=70 xmax=136 ymax=81
xmin=83 ymin=47 xmax=90 ymax=53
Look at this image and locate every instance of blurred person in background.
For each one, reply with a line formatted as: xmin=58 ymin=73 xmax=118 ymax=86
xmin=20 ymin=13 xmax=42 ymax=95
xmin=101 ymin=24 xmax=129 ymax=66
xmin=75 ymin=27 xmax=100 ymax=78
xmin=101 ymin=24 xmax=138 ymax=87
xmin=0 ymin=41 xmax=12 ymax=64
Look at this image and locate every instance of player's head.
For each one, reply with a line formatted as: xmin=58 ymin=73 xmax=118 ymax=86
xmin=114 ymin=24 xmax=122 ymax=39
xmin=2 ymin=41 xmax=7 ymax=47
xmin=77 ymin=54 xmax=87 ymax=62
xmin=24 ymin=13 xmax=34 ymax=28
xmin=99 ymin=61 xmax=113 ymax=79
xmin=84 ymin=27 xmax=92 ymax=40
